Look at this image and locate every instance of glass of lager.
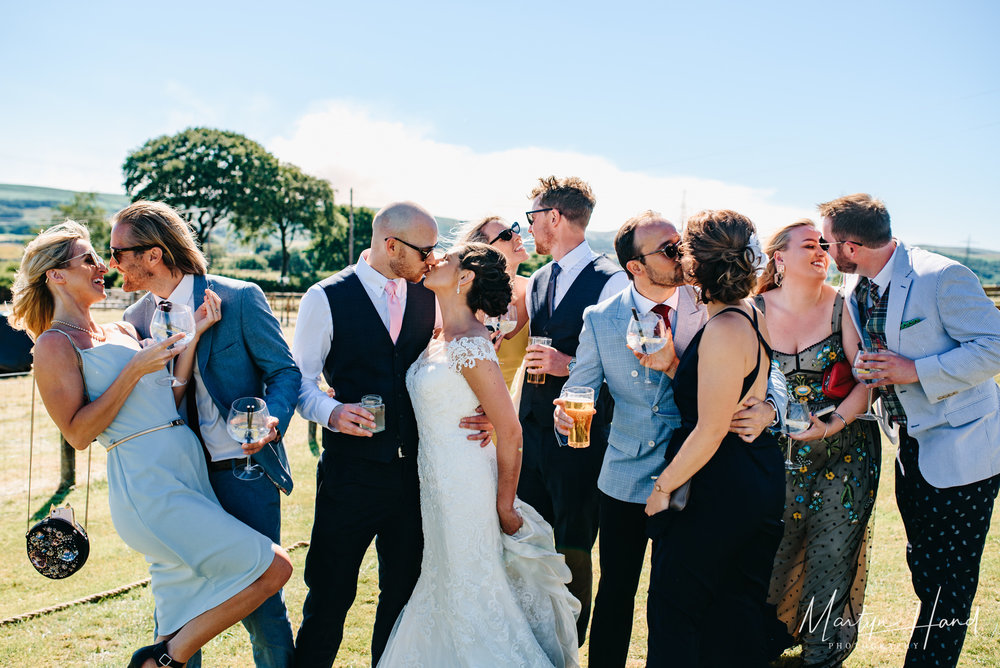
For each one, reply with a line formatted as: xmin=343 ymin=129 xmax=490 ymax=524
xmin=562 ymin=386 xmax=595 ymax=448
xmin=361 ymin=394 xmax=386 ymax=433
xmin=526 ymin=336 xmax=552 ymax=384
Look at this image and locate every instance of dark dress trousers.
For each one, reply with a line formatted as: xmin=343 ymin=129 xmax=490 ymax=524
xmin=518 ymin=255 xmax=619 ymax=643
xmin=294 ymin=267 xmax=435 ymax=668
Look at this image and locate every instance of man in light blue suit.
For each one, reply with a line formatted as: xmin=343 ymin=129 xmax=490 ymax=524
xmin=821 ymin=193 xmax=1000 ymax=668
xmin=554 ymin=211 xmax=787 ymax=667
xmin=112 ymin=201 xmax=301 ymax=668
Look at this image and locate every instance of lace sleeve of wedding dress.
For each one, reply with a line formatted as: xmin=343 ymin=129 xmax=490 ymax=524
xmin=447 ymin=336 xmax=499 ymax=373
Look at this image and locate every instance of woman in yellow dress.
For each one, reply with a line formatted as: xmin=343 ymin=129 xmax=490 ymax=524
xmin=458 ymin=216 xmax=531 ymax=391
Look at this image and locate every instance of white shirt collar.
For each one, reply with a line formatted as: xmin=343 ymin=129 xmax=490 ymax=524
xmin=630 ymin=283 xmax=679 ymax=314
xmin=163 ymin=273 xmax=194 ymax=307
xmin=556 ymin=240 xmax=593 ymax=271
xmin=871 ymin=242 xmax=901 ymax=290
xmin=356 ymin=250 xmax=403 ymax=295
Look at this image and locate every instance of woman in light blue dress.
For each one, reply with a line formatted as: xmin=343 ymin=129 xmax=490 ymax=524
xmin=11 ymin=221 xmax=292 ymax=668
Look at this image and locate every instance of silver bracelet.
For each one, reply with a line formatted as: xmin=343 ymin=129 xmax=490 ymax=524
xmin=830 ymin=411 xmax=848 ymax=429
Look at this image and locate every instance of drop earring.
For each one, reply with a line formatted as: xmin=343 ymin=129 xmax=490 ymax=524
xmin=775 ymin=264 xmax=785 ymax=287
xmin=456 ymin=283 xmax=461 ymax=295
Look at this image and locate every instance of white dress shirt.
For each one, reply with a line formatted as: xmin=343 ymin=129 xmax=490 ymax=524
xmin=525 ymin=240 xmax=630 ymax=317
xmin=293 ymin=252 xmax=441 ymax=429
xmin=160 ymin=274 xmax=242 ymax=461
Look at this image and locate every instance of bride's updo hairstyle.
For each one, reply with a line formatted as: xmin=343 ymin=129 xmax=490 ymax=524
xmin=10 ymin=220 xmax=90 ymax=339
xmin=681 ymin=209 xmax=759 ymax=304
xmin=457 ymin=242 xmax=513 ymax=317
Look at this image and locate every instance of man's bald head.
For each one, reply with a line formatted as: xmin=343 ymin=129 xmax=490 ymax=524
xmin=372 ymin=201 xmax=438 ymax=241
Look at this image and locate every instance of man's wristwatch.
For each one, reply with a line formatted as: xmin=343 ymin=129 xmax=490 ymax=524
xmin=567 ymin=357 xmax=577 ymax=374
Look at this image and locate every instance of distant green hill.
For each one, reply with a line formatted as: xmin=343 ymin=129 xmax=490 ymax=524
xmin=0 ymin=183 xmax=129 ymax=234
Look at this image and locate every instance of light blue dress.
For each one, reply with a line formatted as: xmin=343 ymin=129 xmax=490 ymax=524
xmin=55 ymin=330 xmax=274 ymax=635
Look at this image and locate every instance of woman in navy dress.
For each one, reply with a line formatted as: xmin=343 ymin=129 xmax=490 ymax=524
xmin=643 ymin=210 xmax=785 ymax=667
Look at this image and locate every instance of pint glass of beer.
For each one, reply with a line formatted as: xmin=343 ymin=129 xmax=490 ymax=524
xmin=526 ymin=336 xmax=552 ymax=385
xmin=562 ymin=386 xmax=595 ymax=448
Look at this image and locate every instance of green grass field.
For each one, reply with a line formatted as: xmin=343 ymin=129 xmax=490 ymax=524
xmin=1 ymin=310 xmax=998 ymax=666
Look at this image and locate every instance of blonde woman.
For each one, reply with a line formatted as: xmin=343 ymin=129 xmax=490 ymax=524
xmin=755 ymin=219 xmax=880 ymax=665
xmin=11 ymin=221 xmax=291 ymax=668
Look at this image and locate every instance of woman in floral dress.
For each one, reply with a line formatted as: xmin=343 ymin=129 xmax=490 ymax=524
xmin=754 ymin=220 xmax=881 ymax=666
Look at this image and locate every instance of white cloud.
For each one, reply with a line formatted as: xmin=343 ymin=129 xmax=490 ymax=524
xmin=268 ymin=100 xmax=816 ymax=239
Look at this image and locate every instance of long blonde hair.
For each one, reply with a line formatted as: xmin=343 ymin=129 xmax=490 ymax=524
xmin=10 ymin=220 xmax=90 ymax=339
xmin=111 ymin=201 xmax=207 ymax=276
xmin=756 ymin=219 xmax=818 ymax=294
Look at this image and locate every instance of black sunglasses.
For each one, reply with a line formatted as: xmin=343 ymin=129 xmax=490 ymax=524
xmin=488 ymin=221 xmax=521 ymax=245
xmin=818 ymin=237 xmax=863 ymax=252
xmin=525 ymin=208 xmax=555 ymax=227
xmin=385 ymin=236 xmax=438 ymax=261
xmin=109 ymin=244 xmax=155 ymax=263
xmin=634 ymin=240 xmax=681 ymax=261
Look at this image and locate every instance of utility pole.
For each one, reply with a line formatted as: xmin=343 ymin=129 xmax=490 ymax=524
xmin=679 ymin=190 xmax=687 ymax=231
xmin=348 ymin=188 xmax=355 ymax=265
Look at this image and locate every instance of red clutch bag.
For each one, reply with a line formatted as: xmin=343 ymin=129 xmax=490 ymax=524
xmin=822 ymin=358 xmax=856 ymax=400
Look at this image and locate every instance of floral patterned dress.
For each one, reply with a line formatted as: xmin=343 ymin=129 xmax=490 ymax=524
xmin=755 ymin=292 xmax=881 ymax=667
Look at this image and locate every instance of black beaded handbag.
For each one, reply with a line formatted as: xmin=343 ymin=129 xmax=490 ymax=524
xmin=24 ymin=342 xmax=92 ymax=579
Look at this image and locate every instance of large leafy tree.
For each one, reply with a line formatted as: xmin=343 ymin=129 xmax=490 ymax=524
xmin=56 ymin=192 xmax=109 ymax=252
xmin=233 ymin=163 xmax=337 ymax=281
xmin=122 ymin=128 xmax=279 ymax=257
xmin=305 ymin=204 xmax=374 ymax=274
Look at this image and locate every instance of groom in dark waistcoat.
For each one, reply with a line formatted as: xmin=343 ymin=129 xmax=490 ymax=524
xmin=293 ymin=202 xmax=491 ymax=667
xmin=519 ymin=177 xmax=630 ymax=644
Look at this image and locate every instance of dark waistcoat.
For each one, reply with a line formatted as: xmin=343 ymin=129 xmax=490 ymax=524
xmin=320 ymin=266 xmax=435 ymax=462
xmin=519 ymin=255 xmax=620 ymax=423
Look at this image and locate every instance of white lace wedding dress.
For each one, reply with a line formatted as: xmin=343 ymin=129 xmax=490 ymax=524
xmin=378 ymin=336 xmax=581 ymax=668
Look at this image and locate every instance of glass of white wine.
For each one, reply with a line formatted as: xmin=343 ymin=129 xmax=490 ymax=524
xmin=227 ymin=397 xmax=270 ymax=481
xmin=626 ymin=311 xmax=668 ymax=384
xmin=149 ymin=302 xmax=195 ymax=386
xmin=784 ymin=401 xmax=811 ymax=470
xmin=853 ymin=348 xmax=879 ymax=421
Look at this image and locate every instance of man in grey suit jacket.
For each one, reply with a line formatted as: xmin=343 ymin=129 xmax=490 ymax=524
xmin=112 ymin=201 xmax=301 ymax=668
xmin=554 ymin=211 xmax=787 ymax=667
xmin=821 ymin=193 xmax=1000 ymax=668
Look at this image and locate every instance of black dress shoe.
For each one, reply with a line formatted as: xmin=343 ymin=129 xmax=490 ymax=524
xmin=127 ymin=640 xmax=185 ymax=667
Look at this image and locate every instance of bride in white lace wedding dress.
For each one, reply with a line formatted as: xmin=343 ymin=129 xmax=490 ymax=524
xmin=377 ymin=244 xmax=580 ymax=668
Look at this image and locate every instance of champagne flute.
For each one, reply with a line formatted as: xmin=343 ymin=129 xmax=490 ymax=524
xmin=784 ymin=401 xmax=811 ymax=470
xmin=852 ymin=348 xmax=879 ymax=421
xmin=227 ymin=397 xmax=270 ymax=481
xmin=626 ymin=310 xmax=669 ymax=384
xmin=149 ymin=302 xmax=195 ymax=386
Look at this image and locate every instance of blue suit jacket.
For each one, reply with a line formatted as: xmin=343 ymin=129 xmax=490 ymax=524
xmin=844 ymin=242 xmax=1000 ymax=488
xmin=569 ymin=285 xmax=789 ymax=503
xmin=124 ymin=273 xmax=302 ymax=494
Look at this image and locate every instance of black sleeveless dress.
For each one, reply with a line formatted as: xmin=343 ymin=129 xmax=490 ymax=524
xmin=646 ymin=306 xmax=785 ymax=668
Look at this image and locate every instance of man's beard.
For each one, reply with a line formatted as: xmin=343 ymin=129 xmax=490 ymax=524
xmin=647 ymin=264 xmax=684 ymax=288
xmin=389 ymin=256 xmax=424 ymax=283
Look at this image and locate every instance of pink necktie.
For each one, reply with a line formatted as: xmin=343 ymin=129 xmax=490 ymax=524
xmin=385 ymin=280 xmax=403 ymax=343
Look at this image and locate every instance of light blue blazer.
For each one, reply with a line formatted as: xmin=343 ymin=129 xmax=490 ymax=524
xmin=124 ymin=273 xmax=302 ymax=494
xmin=844 ymin=242 xmax=1000 ymax=488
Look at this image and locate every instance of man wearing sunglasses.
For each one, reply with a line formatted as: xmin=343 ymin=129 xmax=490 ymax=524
xmin=113 ymin=201 xmax=302 ymax=668
xmin=822 ymin=193 xmax=1000 ymax=668
xmin=552 ymin=211 xmax=788 ymax=666
xmin=518 ymin=176 xmax=631 ymax=644
xmin=293 ymin=201 xmax=492 ymax=666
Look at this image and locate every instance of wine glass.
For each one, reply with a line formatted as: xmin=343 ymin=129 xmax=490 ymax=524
xmin=149 ymin=302 xmax=195 ymax=386
xmin=497 ymin=303 xmax=518 ymax=336
xmin=784 ymin=401 xmax=811 ymax=470
xmin=626 ymin=312 xmax=668 ymax=384
xmin=852 ymin=348 xmax=879 ymax=421
xmin=227 ymin=397 xmax=270 ymax=481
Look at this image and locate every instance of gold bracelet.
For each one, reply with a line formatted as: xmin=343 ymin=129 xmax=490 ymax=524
xmin=654 ymin=483 xmax=670 ymax=495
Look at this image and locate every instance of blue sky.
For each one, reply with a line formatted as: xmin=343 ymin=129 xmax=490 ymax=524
xmin=2 ymin=1 xmax=998 ymax=247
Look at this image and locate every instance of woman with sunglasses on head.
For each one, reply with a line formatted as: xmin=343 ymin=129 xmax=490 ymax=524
xmin=643 ymin=210 xmax=784 ymax=667
xmin=10 ymin=221 xmax=291 ymax=668
xmin=458 ymin=216 xmax=532 ymax=390
xmin=754 ymin=220 xmax=880 ymax=666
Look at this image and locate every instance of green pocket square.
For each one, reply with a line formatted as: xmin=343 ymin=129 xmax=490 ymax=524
xmin=900 ymin=318 xmax=924 ymax=330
